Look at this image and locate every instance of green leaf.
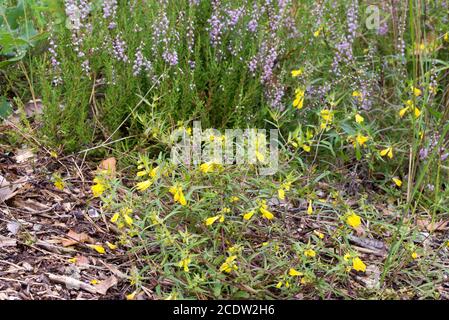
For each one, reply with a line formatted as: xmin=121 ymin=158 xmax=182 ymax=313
xmin=0 ymin=96 xmax=12 ymax=119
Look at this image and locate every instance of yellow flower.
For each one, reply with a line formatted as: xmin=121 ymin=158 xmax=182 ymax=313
xmin=136 ymin=180 xmax=152 ymax=191
xmin=413 ymin=107 xmax=421 ymax=118
xmin=243 ymin=210 xmax=255 ymax=220
xmin=307 ymin=200 xmax=313 ymax=215
xmin=355 ymin=114 xmax=364 ymax=124
xmin=136 ymin=170 xmax=147 ymax=177
xmin=219 ymin=255 xmax=238 ymax=273
xmin=91 ymin=182 xmax=105 ymax=198
xmin=412 ymin=86 xmax=422 ymax=97
xmin=68 ymin=257 xmax=77 ymax=264
xmin=123 ymin=214 xmax=133 ymax=226
xmin=411 ymin=252 xmax=418 ymax=260
xmin=126 ymin=291 xmax=137 ymax=300
xmin=302 ymin=144 xmax=311 ymax=152
xmin=293 ymin=88 xmax=305 ymax=109
xmin=54 ymin=179 xmax=65 ymax=191
xmin=110 ymin=212 xmax=120 ymax=223
xmin=106 ymin=241 xmax=117 ymax=250
xmin=88 ymin=244 xmax=105 ymax=254
xmin=260 ymin=207 xmax=274 ymax=220
xmin=90 ymin=279 xmax=99 ymax=285
xmin=169 ymin=185 xmax=187 ymax=206
xmin=276 ymin=281 xmax=283 ymax=289
xmin=149 ymin=166 xmax=159 ymax=178
xmin=178 ymin=257 xmax=191 ymax=272
xmin=380 ymin=146 xmax=393 ymax=159
xmin=399 ymin=106 xmax=409 ymax=118
xmin=313 ymin=29 xmax=321 ymax=37
xmin=200 ymin=161 xmax=222 ymax=173
xmin=346 ymin=212 xmax=362 ymax=228
xmin=444 ymin=33 xmax=449 ymax=42
xmin=392 ymin=177 xmax=402 ymax=187
xmin=291 ymin=68 xmax=303 ymax=77
xmin=205 ymin=215 xmax=222 ymax=226
xmin=288 ymin=268 xmax=303 ymax=276
xmin=313 ymin=230 xmax=324 ymax=239
xmin=320 ymin=109 xmax=334 ymax=122
xmin=355 ymin=134 xmax=369 ymax=147
xmin=352 ymin=91 xmax=363 ymax=101
xmin=352 ymin=257 xmax=367 ymax=272
xmin=230 ymin=196 xmax=239 ymax=203
xmin=343 ymin=253 xmax=351 ymax=261
xmin=278 ymin=188 xmax=285 ymax=200
xmin=304 ymin=249 xmax=316 ymax=258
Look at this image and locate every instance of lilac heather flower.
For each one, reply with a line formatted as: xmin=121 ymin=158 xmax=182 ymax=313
xmin=112 ymin=33 xmax=129 ymax=63
xmin=162 ymin=50 xmax=178 ymax=66
xmin=133 ymin=42 xmax=152 ymax=76
xmin=102 ymin=0 xmax=118 ymax=29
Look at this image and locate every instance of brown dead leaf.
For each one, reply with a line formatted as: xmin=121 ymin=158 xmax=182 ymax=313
xmin=24 ymin=99 xmax=44 ymax=118
xmin=61 ymin=230 xmax=94 ymax=247
xmin=94 ymin=275 xmax=118 ymax=295
xmin=14 ymin=148 xmax=34 ymax=164
xmin=417 ymin=219 xmax=449 ymax=232
xmin=0 ymin=236 xmax=17 ymax=248
xmin=98 ymin=157 xmax=116 ymax=177
xmin=0 ymin=174 xmax=16 ymax=202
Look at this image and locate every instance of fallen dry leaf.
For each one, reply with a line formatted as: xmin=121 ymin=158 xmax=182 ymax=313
xmin=0 ymin=236 xmax=17 ymax=248
xmin=14 ymin=148 xmax=34 ymax=164
xmin=98 ymin=157 xmax=116 ymax=177
xmin=61 ymin=230 xmax=94 ymax=247
xmin=94 ymin=275 xmax=118 ymax=295
xmin=0 ymin=174 xmax=16 ymax=202
xmin=417 ymin=218 xmax=449 ymax=232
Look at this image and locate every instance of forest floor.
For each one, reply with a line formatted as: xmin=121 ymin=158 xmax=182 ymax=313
xmin=0 ymin=143 xmax=144 ymax=300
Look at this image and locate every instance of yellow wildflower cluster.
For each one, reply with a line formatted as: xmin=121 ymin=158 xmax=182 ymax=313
xmin=344 ymin=253 xmax=367 ymax=272
xmin=278 ymin=181 xmax=292 ymax=200
xmin=91 ymin=176 xmax=107 ymax=198
xmin=293 ymin=88 xmax=305 ymax=110
xmin=399 ymin=100 xmax=421 ymax=119
xmin=346 ymin=211 xmax=362 ymax=228
xmin=242 ymin=199 xmax=275 ymax=221
xmin=320 ymin=109 xmax=334 ymax=130
xmin=136 ymin=165 xmax=159 ymax=192
xmin=169 ymin=184 xmax=187 ymax=206
xmin=111 ymin=207 xmax=134 ymax=228
xmin=205 ymin=207 xmax=230 ymax=226
xmin=219 ymin=255 xmax=238 ymax=273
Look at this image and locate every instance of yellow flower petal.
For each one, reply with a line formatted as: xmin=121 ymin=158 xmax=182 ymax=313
xmin=355 ymin=114 xmax=364 ymax=124
xmin=392 ymin=177 xmax=402 ymax=187
xmin=205 ymin=215 xmax=221 ymax=226
xmin=399 ymin=106 xmax=409 ymax=118
xmin=136 ymin=180 xmax=152 ymax=191
xmin=278 ymin=188 xmax=285 ymax=200
xmin=106 ymin=241 xmax=117 ymax=250
xmin=91 ymin=183 xmax=105 ymax=198
xmin=243 ymin=210 xmax=255 ymax=220
xmin=260 ymin=207 xmax=274 ymax=220
xmin=291 ymin=68 xmax=303 ymax=77
xmin=411 ymin=252 xmax=418 ymax=259
xmin=88 ymin=244 xmax=105 ymax=254
xmin=123 ymin=214 xmax=133 ymax=226
xmin=302 ymin=144 xmax=311 ymax=152
xmin=307 ymin=200 xmax=313 ymax=215
xmin=288 ymin=268 xmax=303 ymax=276
xmin=412 ymin=86 xmax=422 ymax=97
xmin=346 ymin=212 xmax=362 ymax=228
xmin=352 ymin=257 xmax=367 ymax=272
xmin=110 ymin=212 xmax=120 ymax=223
xmin=304 ymin=249 xmax=316 ymax=258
